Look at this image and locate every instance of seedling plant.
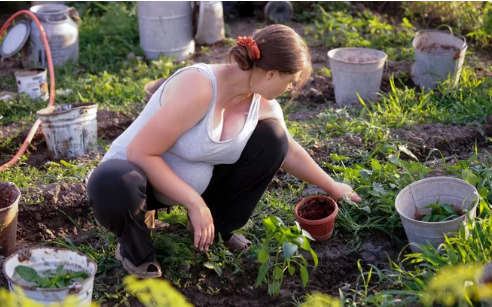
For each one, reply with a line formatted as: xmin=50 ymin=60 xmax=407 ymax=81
xmin=14 ymin=265 xmax=88 ymax=289
xmin=255 ymin=216 xmax=318 ymax=296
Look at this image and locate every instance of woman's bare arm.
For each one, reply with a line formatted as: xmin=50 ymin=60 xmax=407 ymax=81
xmin=127 ymin=70 xmax=215 ymax=251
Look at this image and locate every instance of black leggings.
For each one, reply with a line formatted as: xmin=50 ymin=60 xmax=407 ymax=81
xmin=88 ymin=119 xmax=289 ymax=265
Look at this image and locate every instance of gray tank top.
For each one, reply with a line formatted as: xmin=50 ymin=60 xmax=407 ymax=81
xmin=102 ymin=63 xmax=261 ymax=202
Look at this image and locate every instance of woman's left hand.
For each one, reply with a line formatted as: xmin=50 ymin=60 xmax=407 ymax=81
xmin=331 ymin=182 xmax=362 ymax=203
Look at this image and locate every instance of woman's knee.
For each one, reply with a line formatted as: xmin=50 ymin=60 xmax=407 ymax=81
xmin=88 ymin=159 xmax=147 ymax=226
xmin=248 ymin=119 xmax=289 ymax=164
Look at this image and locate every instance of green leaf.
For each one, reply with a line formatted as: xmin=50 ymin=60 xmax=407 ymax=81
xmin=282 ymin=242 xmax=298 ymax=259
xmin=299 ymin=264 xmax=309 ymax=287
xmin=15 ymin=266 xmax=40 ymax=283
xmin=287 ymin=262 xmax=295 ymax=275
xmin=255 ymin=263 xmax=270 ymax=287
xmin=257 ymin=248 xmax=270 ymax=263
xmin=273 ymin=266 xmax=283 ymax=281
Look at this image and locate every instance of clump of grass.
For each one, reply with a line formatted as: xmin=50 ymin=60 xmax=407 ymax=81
xmin=306 ymin=5 xmax=416 ymax=60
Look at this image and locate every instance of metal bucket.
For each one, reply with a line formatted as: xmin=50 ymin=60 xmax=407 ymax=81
xmin=29 ymin=4 xmax=79 ymax=68
xmin=195 ymin=1 xmax=225 ymax=45
xmin=2 ymin=247 xmax=97 ymax=305
xmin=36 ymin=103 xmax=98 ymax=160
xmin=14 ymin=69 xmax=49 ymax=100
xmin=327 ymin=47 xmax=387 ymax=105
xmin=137 ymin=1 xmax=195 ymax=61
xmin=411 ymin=30 xmax=467 ymax=89
xmin=0 ymin=182 xmax=20 ymax=257
xmin=395 ymin=176 xmax=479 ymax=253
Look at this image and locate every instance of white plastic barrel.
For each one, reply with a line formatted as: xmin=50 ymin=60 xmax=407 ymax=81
xmin=327 ymin=47 xmax=387 ymax=105
xmin=2 ymin=247 xmax=97 ymax=305
xmin=137 ymin=2 xmax=195 ymax=61
xmin=411 ymin=30 xmax=467 ymax=89
xmin=195 ymin=1 xmax=225 ymax=45
xmin=395 ymin=176 xmax=479 ymax=253
xmin=36 ymin=103 xmax=98 ymax=160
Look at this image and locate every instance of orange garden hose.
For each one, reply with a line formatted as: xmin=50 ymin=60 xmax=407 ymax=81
xmin=0 ymin=10 xmax=56 ymax=172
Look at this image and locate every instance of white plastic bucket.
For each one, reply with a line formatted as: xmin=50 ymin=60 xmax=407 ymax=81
xmin=14 ymin=69 xmax=49 ymax=100
xmin=411 ymin=30 xmax=467 ymax=89
xmin=36 ymin=103 xmax=98 ymax=160
xmin=327 ymin=47 xmax=387 ymax=105
xmin=195 ymin=1 xmax=225 ymax=45
xmin=2 ymin=247 xmax=97 ymax=305
xmin=137 ymin=2 xmax=195 ymax=61
xmin=395 ymin=176 xmax=479 ymax=253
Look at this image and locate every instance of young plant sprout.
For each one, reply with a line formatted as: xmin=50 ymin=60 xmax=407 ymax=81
xmin=15 ymin=264 xmax=88 ymax=289
xmin=415 ymin=199 xmax=464 ymax=222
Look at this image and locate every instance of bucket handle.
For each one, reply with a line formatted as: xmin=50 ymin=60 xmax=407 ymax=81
xmin=435 ymin=24 xmax=467 ymax=49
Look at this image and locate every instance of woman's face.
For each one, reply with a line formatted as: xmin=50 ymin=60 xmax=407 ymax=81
xmin=253 ymin=69 xmax=302 ymax=100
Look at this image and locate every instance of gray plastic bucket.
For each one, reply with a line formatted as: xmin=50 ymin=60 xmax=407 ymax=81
xmin=395 ymin=176 xmax=479 ymax=253
xmin=137 ymin=2 xmax=195 ymax=61
xmin=328 ymin=47 xmax=387 ymax=105
xmin=411 ymin=30 xmax=467 ymax=89
xmin=36 ymin=103 xmax=98 ymax=160
xmin=2 ymin=247 xmax=97 ymax=305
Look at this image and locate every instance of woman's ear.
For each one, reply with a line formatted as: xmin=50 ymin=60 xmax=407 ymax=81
xmin=265 ymin=70 xmax=279 ymax=81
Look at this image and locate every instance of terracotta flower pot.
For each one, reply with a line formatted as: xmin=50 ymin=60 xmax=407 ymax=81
xmin=0 ymin=181 xmax=20 ymax=256
xmin=294 ymin=195 xmax=338 ymax=241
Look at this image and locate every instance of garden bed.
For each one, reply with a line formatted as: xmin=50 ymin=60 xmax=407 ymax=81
xmin=1 ymin=2 xmax=491 ymax=306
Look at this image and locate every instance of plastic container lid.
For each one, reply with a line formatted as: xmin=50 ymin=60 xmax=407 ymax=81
xmin=0 ymin=21 xmax=31 ymax=58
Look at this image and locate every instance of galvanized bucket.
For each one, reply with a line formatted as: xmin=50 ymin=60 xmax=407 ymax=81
xmin=395 ymin=176 xmax=479 ymax=253
xmin=411 ymin=30 xmax=467 ymax=89
xmin=195 ymin=1 xmax=225 ymax=45
xmin=14 ymin=69 xmax=49 ymax=100
xmin=137 ymin=2 xmax=195 ymax=61
xmin=2 ymin=247 xmax=97 ymax=305
xmin=0 ymin=182 xmax=20 ymax=257
xmin=37 ymin=103 xmax=98 ymax=160
xmin=327 ymin=47 xmax=387 ymax=105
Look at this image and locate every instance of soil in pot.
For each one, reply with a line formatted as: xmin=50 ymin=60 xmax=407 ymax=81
xmin=0 ymin=182 xmax=19 ymax=256
xmin=299 ymin=197 xmax=335 ymax=220
xmin=0 ymin=183 xmax=17 ymax=209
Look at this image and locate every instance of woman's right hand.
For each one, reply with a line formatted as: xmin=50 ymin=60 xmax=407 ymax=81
xmin=187 ymin=203 xmax=214 ymax=251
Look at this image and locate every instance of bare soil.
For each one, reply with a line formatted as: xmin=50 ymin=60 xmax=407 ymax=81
xmin=392 ymin=123 xmax=486 ymax=160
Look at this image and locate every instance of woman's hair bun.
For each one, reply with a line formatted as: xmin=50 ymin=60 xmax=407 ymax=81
xmin=229 ymin=45 xmax=254 ymax=70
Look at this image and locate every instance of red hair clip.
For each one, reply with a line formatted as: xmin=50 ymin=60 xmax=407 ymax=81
xmin=237 ymin=36 xmax=261 ymax=61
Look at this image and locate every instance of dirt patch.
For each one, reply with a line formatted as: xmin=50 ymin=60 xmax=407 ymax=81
xmin=0 ymin=109 xmax=129 ymax=168
xmin=179 ymin=231 xmax=401 ymax=306
xmin=381 ymin=60 xmax=416 ymax=92
xmin=17 ymin=182 xmax=94 ymax=244
xmin=97 ymin=109 xmax=134 ymax=140
xmin=296 ymin=74 xmax=334 ymax=105
xmin=392 ymin=123 xmax=486 ymax=160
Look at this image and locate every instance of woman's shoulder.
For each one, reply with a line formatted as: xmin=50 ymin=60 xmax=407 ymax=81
xmin=161 ymin=67 xmax=214 ymax=106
